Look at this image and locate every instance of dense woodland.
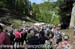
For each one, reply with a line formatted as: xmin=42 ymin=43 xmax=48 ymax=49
xmin=0 ymin=0 xmax=74 ymax=28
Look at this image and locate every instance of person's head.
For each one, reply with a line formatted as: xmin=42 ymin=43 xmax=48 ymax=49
xmin=28 ymin=29 xmax=35 ymax=36
xmin=63 ymin=35 xmax=69 ymax=41
xmin=40 ymin=29 xmax=45 ymax=36
xmin=18 ymin=29 xmax=23 ymax=32
xmin=0 ymin=25 xmax=3 ymax=32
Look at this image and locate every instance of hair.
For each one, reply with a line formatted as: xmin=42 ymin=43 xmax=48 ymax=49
xmin=0 ymin=25 xmax=3 ymax=32
xmin=28 ymin=29 xmax=35 ymax=33
xmin=40 ymin=29 xmax=45 ymax=36
xmin=63 ymin=35 xmax=69 ymax=41
xmin=18 ymin=29 xmax=23 ymax=32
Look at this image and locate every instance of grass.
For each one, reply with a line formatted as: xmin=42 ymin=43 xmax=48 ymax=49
xmin=61 ymin=29 xmax=75 ymax=48
xmin=10 ymin=19 xmax=34 ymax=27
xmin=61 ymin=29 xmax=74 ymax=42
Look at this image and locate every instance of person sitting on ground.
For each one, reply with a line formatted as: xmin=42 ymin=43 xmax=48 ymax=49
xmin=57 ymin=35 xmax=73 ymax=49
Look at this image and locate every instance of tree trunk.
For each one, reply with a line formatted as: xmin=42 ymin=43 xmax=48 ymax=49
xmin=69 ymin=3 xmax=75 ymax=28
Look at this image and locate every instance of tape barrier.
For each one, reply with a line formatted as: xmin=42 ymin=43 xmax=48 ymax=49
xmin=0 ymin=45 xmax=53 ymax=48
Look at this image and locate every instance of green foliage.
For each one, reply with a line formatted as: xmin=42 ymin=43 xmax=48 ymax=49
xmin=51 ymin=15 xmax=60 ymax=25
xmin=0 ymin=0 xmax=31 ymax=17
xmin=32 ymin=1 xmax=60 ymax=25
xmin=59 ymin=0 xmax=73 ymax=25
xmin=16 ymin=0 xmax=31 ymax=15
xmin=0 ymin=0 xmax=70 ymax=26
xmin=11 ymin=19 xmax=22 ymax=26
xmin=0 ymin=1 xmax=6 ymax=7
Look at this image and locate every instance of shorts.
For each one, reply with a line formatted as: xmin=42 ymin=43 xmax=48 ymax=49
xmin=15 ymin=38 xmax=21 ymax=42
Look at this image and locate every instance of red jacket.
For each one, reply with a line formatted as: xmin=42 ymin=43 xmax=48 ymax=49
xmin=0 ymin=32 xmax=11 ymax=49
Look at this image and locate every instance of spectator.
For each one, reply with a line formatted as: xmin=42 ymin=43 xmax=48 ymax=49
xmin=57 ymin=35 xmax=73 ymax=49
xmin=39 ymin=29 xmax=49 ymax=44
xmin=0 ymin=25 xmax=11 ymax=49
xmin=26 ymin=29 xmax=40 ymax=49
xmin=14 ymin=29 xmax=22 ymax=45
xmin=51 ymin=26 xmax=63 ymax=44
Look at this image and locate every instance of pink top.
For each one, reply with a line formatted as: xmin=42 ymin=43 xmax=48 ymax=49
xmin=0 ymin=32 xmax=11 ymax=49
xmin=15 ymin=31 xmax=22 ymax=38
xmin=0 ymin=32 xmax=5 ymax=44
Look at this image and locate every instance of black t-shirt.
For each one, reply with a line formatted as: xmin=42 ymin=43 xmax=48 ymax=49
xmin=27 ymin=36 xmax=40 ymax=45
xmin=39 ymin=36 xmax=48 ymax=44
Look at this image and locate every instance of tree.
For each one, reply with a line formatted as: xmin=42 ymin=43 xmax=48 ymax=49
xmin=0 ymin=0 xmax=31 ymax=18
xmin=32 ymin=1 xmax=60 ymax=25
xmin=58 ymin=0 xmax=74 ymax=28
xmin=69 ymin=2 xmax=75 ymax=28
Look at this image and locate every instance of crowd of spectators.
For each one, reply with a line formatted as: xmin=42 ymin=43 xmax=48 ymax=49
xmin=0 ymin=23 xmax=73 ymax=49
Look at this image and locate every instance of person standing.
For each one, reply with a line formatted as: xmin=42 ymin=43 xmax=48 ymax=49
xmin=14 ymin=29 xmax=22 ymax=45
xmin=0 ymin=25 xmax=11 ymax=49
